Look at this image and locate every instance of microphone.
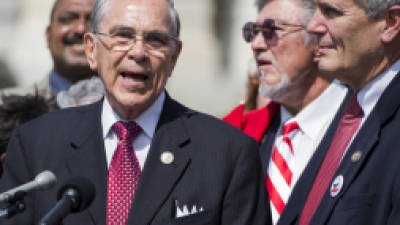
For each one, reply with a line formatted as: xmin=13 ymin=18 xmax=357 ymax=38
xmin=0 ymin=170 xmax=57 ymax=204
xmin=38 ymin=176 xmax=95 ymax=225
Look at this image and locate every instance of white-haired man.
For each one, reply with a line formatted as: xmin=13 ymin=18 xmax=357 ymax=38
xmin=225 ymin=0 xmax=349 ymax=224
xmin=0 ymin=0 xmax=269 ymax=225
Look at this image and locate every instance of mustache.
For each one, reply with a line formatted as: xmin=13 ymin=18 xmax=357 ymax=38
xmin=256 ymin=52 xmax=286 ymax=77
xmin=62 ymin=34 xmax=83 ymax=45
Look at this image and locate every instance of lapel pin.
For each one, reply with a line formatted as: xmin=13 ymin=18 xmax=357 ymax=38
xmin=351 ymin=151 xmax=362 ymax=163
xmin=161 ymin=151 xmax=174 ymax=164
xmin=330 ymin=175 xmax=344 ymax=197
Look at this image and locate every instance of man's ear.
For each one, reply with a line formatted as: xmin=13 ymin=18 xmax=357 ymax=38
xmin=84 ymin=33 xmax=98 ymax=71
xmin=381 ymin=5 xmax=400 ymax=43
xmin=168 ymin=40 xmax=182 ymax=77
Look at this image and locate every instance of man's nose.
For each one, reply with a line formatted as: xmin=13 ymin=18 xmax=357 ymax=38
xmin=306 ymin=8 xmax=327 ymax=35
xmin=126 ymin=39 xmax=147 ymax=62
xmin=72 ymin=17 xmax=90 ymax=34
xmin=251 ymin=32 xmax=270 ymax=53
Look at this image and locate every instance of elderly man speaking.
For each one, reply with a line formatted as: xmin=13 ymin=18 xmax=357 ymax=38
xmin=0 ymin=0 xmax=269 ymax=225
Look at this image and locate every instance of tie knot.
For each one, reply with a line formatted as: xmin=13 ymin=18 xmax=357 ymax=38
xmin=282 ymin=121 xmax=299 ymax=136
xmin=344 ymin=94 xmax=364 ymax=119
xmin=112 ymin=121 xmax=141 ymax=142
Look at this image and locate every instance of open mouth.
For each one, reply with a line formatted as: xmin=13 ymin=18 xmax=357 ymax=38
xmin=256 ymin=58 xmax=272 ymax=67
xmin=120 ymin=71 xmax=149 ymax=81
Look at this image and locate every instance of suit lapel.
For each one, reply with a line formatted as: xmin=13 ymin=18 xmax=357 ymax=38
xmin=310 ymin=74 xmax=400 ymax=225
xmin=259 ymin=109 xmax=281 ymax=177
xmin=277 ymin=91 xmax=351 ymax=225
xmin=126 ymin=95 xmax=194 ymax=225
xmin=67 ymin=101 xmax=108 ymax=225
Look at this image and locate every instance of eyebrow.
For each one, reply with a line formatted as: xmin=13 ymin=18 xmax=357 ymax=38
xmin=108 ymin=26 xmax=135 ymax=34
xmin=317 ymin=1 xmax=336 ymax=10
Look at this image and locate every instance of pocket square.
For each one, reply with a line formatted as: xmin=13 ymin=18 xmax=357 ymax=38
xmin=175 ymin=203 xmax=204 ymax=218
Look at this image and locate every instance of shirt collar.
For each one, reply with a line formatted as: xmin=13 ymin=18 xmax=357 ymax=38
xmin=280 ymin=80 xmax=348 ymax=140
xmin=357 ymin=59 xmax=400 ymax=117
xmin=50 ymin=69 xmax=73 ymax=94
xmin=102 ymin=91 xmax=166 ymax=139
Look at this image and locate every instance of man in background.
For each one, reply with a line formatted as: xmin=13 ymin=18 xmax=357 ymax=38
xmin=1 ymin=0 xmax=95 ymax=100
xmin=224 ymin=0 xmax=349 ymax=224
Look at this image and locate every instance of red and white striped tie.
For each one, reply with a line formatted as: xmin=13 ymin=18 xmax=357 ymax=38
xmin=266 ymin=121 xmax=299 ymax=224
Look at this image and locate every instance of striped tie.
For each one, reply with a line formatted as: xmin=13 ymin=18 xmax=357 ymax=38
xmin=266 ymin=121 xmax=299 ymax=224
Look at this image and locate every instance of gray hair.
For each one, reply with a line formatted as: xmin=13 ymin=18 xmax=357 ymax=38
xmin=355 ymin=0 xmax=400 ymax=19
xmin=89 ymin=0 xmax=181 ymax=37
xmin=56 ymin=76 xmax=105 ymax=108
xmin=256 ymin=0 xmax=317 ymax=45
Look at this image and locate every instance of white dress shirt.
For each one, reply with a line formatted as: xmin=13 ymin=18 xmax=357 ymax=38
xmin=275 ymin=80 xmax=348 ymax=195
xmin=343 ymin=59 xmax=400 ymax=156
xmin=102 ymin=92 xmax=165 ymax=170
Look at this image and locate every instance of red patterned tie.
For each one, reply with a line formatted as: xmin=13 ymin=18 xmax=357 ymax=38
xmin=299 ymin=94 xmax=363 ymax=225
xmin=266 ymin=121 xmax=299 ymax=223
xmin=107 ymin=121 xmax=142 ymax=225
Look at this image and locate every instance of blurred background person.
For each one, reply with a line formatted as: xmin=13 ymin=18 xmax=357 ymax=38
xmin=0 ymin=94 xmax=52 ymax=177
xmin=0 ymin=0 xmax=96 ymax=100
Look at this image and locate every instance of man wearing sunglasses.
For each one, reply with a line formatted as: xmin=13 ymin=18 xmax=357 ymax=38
xmin=0 ymin=0 xmax=269 ymax=225
xmin=224 ymin=0 xmax=351 ymax=224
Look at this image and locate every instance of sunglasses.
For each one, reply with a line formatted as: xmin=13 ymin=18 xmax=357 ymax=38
xmin=242 ymin=19 xmax=304 ymax=43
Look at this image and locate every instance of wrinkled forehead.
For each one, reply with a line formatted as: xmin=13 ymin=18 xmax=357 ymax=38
xmin=100 ymin=0 xmax=173 ymax=33
xmin=257 ymin=0 xmax=302 ymax=24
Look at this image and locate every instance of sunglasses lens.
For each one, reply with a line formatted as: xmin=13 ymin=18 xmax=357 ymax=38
xmin=261 ymin=19 xmax=276 ymax=40
xmin=243 ymin=22 xmax=257 ymax=42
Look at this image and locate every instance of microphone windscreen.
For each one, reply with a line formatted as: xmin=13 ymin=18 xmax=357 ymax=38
xmin=56 ymin=177 xmax=95 ymax=213
xmin=35 ymin=171 xmax=57 ymax=190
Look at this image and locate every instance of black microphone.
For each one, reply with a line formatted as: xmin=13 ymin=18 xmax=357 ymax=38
xmin=0 ymin=171 xmax=56 ymax=204
xmin=38 ymin=177 xmax=95 ymax=225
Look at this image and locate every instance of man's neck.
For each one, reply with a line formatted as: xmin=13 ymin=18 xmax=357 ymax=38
xmin=282 ymin=74 xmax=332 ymax=115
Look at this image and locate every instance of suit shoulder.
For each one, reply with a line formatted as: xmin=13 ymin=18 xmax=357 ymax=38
xmin=19 ymin=101 xmax=100 ymax=132
xmin=187 ymin=111 xmax=257 ymax=143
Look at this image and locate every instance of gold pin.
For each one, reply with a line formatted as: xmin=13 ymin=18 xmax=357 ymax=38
xmin=351 ymin=151 xmax=362 ymax=162
xmin=161 ymin=151 xmax=174 ymax=164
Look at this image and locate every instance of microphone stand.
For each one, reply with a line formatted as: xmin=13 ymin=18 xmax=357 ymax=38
xmin=0 ymin=191 xmax=26 ymax=219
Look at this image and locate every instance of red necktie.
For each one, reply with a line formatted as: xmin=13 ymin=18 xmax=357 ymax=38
xmin=299 ymin=94 xmax=363 ymax=225
xmin=266 ymin=121 xmax=300 ymax=223
xmin=107 ymin=121 xmax=142 ymax=225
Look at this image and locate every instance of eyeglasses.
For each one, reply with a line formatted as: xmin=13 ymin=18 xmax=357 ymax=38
xmin=95 ymin=30 xmax=180 ymax=52
xmin=242 ymin=19 xmax=304 ymax=43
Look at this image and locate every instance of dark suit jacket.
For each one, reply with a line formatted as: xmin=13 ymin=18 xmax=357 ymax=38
xmin=0 ymin=95 xmax=269 ymax=225
xmin=258 ymin=91 xmax=351 ymax=225
xmin=304 ymin=72 xmax=400 ymax=225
